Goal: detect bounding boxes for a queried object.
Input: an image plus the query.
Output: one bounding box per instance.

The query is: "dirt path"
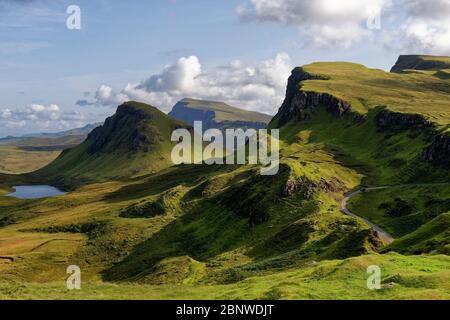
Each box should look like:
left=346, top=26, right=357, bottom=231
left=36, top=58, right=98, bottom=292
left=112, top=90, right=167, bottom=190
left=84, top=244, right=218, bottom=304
left=340, top=183, right=450, bottom=244
left=340, top=187, right=394, bottom=244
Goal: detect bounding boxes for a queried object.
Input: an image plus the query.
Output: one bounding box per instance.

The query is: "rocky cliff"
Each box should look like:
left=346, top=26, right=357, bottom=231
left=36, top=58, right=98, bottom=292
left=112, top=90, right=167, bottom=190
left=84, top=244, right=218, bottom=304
left=272, top=64, right=450, bottom=169
left=375, top=110, right=434, bottom=131
left=272, top=68, right=353, bottom=128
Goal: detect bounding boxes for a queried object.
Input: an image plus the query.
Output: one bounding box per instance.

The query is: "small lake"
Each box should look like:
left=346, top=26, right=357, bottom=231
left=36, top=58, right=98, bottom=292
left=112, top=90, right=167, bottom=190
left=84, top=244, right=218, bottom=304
left=5, top=185, right=66, bottom=199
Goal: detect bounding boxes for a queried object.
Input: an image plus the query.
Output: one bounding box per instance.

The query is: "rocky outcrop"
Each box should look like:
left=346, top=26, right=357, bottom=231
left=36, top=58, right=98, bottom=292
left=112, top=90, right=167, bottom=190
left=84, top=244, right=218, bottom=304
left=273, top=68, right=352, bottom=127
left=282, top=176, right=344, bottom=198
left=421, top=135, right=450, bottom=167
left=375, top=110, right=434, bottom=131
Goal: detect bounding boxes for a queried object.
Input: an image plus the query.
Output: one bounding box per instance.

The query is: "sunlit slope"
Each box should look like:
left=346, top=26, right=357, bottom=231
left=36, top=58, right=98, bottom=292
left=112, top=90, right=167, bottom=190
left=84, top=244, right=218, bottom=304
left=34, top=101, right=191, bottom=187
left=298, top=62, right=450, bottom=127
left=1, top=253, right=449, bottom=300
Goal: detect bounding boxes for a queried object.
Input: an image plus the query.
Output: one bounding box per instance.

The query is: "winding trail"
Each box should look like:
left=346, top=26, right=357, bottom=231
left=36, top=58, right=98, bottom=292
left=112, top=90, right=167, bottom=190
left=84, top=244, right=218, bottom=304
left=340, top=187, right=394, bottom=244
left=340, top=183, right=450, bottom=245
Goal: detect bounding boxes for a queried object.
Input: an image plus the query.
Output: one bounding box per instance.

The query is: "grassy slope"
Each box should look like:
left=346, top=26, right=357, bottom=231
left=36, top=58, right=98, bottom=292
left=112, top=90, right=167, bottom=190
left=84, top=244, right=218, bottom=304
left=0, top=62, right=449, bottom=299
left=301, top=62, right=450, bottom=127
left=348, top=185, right=450, bottom=238
left=1, top=253, right=449, bottom=300
left=181, top=98, right=272, bottom=123
left=386, top=213, right=450, bottom=255
left=34, top=102, right=190, bottom=187
left=0, top=145, right=60, bottom=174
left=2, top=101, right=447, bottom=299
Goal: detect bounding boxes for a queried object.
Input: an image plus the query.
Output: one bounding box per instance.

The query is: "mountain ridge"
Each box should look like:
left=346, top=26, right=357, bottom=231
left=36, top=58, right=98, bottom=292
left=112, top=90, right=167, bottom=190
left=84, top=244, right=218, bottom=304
left=169, top=98, right=271, bottom=131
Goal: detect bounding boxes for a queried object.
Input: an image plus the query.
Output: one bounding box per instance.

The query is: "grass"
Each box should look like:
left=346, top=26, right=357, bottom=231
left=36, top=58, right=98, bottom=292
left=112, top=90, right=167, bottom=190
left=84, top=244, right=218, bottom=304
left=300, top=62, right=450, bottom=127
left=1, top=253, right=449, bottom=300
left=33, top=101, right=192, bottom=188
left=0, top=60, right=449, bottom=300
left=347, top=185, right=450, bottom=238
left=0, top=145, right=60, bottom=174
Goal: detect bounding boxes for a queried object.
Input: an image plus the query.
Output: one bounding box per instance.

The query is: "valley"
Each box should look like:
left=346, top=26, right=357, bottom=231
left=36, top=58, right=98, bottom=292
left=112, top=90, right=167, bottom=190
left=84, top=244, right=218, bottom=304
left=0, top=55, right=449, bottom=300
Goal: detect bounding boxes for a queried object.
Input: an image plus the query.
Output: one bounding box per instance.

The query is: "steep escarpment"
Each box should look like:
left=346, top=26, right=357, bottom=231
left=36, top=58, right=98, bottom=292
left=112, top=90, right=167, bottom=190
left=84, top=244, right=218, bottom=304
left=34, top=101, right=191, bottom=187
left=169, top=98, right=271, bottom=131
left=375, top=110, right=434, bottom=131
left=271, top=68, right=342, bottom=127
left=270, top=61, right=450, bottom=171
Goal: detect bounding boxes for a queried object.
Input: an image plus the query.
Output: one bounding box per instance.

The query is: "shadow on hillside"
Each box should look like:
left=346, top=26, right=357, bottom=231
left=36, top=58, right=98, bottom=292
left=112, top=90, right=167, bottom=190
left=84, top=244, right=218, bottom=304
left=102, top=164, right=235, bottom=203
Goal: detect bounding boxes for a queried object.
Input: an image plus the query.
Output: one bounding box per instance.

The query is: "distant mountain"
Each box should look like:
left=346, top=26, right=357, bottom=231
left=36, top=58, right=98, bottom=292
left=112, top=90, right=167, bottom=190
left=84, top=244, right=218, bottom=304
left=390, top=55, right=450, bottom=73
left=0, top=123, right=102, bottom=150
left=168, top=98, right=272, bottom=131
left=36, top=101, right=191, bottom=187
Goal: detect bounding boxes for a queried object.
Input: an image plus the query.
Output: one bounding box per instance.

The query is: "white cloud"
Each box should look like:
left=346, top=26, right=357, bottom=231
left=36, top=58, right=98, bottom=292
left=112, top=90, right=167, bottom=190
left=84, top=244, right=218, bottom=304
left=138, top=56, right=202, bottom=94
left=87, top=53, right=293, bottom=114
left=237, top=0, right=450, bottom=54
left=237, top=0, right=391, bottom=48
left=0, top=103, right=87, bottom=133
left=398, top=0, right=450, bottom=55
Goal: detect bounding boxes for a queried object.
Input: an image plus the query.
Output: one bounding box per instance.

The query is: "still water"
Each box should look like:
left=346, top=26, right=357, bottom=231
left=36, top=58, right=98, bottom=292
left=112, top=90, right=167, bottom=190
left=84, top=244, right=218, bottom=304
left=5, top=185, right=66, bottom=199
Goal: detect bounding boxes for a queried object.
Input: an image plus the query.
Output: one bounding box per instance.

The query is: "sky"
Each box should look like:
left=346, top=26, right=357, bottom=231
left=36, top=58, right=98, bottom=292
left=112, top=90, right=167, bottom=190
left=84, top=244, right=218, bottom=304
left=0, top=0, right=449, bottom=137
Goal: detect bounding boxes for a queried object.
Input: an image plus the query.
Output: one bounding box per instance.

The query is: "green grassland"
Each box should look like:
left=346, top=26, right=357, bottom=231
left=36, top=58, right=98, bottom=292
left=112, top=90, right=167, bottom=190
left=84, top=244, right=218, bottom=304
left=1, top=253, right=449, bottom=300
left=0, top=145, right=61, bottom=174
left=301, top=62, right=450, bottom=127
left=348, top=185, right=450, bottom=238
left=0, top=60, right=449, bottom=300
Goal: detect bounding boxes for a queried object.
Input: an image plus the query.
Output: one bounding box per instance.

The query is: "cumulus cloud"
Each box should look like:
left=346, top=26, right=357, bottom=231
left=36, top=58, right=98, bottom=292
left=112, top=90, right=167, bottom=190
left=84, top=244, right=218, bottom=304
left=0, top=103, right=86, bottom=133
left=398, top=0, right=450, bottom=55
left=237, top=0, right=391, bottom=48
left=237, top=0, right=450, bottom=54
left=85, top=53, right=292, bottom=114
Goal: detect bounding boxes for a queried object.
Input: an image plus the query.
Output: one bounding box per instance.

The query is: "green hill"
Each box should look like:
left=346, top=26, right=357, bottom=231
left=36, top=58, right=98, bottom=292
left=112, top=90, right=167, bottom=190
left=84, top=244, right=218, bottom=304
left=386, top=213, right=450, bottom=255
left=169, top=98, right=272, bottom=130
left=0, top=56, right=449, bottom=300
left=33, top=101, right=191, bottom=188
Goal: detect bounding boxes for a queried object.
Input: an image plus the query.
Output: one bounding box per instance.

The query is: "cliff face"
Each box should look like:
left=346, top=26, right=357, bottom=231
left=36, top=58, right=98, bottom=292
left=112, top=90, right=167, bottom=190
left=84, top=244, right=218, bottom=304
left=272, top=65, right=450, bottom=169
left=273, top=68, right=352, bottom=128
left=375, top=110, right=433, bottom=131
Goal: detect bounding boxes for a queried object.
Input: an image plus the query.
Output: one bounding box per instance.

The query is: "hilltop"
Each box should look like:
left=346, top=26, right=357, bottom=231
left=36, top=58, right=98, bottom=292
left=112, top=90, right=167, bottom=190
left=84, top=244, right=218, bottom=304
left=169, top=98, right=271, bottom=130
left=34, top=101, right=191, bottom=187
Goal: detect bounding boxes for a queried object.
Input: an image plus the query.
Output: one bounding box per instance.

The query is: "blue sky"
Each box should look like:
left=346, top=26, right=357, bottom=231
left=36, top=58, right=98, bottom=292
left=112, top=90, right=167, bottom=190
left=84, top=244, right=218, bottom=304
left=0, top=0, right=449, bottom=137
